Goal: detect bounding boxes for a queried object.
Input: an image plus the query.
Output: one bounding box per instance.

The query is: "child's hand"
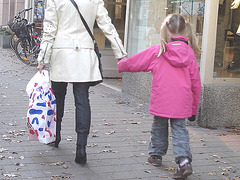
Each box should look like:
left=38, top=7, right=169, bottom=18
left=188, top=115, right=196, bottom=121
left=117, top=59, right=123, bottom=65
left=117, top=57, right=126, bottom=62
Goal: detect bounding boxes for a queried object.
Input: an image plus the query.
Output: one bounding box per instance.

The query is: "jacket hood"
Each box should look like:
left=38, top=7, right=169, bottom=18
left=162, top=36, right=193, bottom=67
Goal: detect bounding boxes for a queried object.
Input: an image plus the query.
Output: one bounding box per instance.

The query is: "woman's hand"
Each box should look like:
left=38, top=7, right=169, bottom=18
left=231, top=0, right=240, bottom=9
left=117, top=56, right=127, bottom=62
left=37, top=63, right=46, bottom=73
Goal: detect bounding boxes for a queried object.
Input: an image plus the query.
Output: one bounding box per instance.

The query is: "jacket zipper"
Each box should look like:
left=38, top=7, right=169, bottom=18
left=114, top=37, right=125, bottom=57
left=42, top=43, right=49, bottom=62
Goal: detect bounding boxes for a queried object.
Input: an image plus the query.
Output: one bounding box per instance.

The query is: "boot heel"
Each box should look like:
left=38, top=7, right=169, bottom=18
left=75, top=145, right=86, bottom=164
left=54, top=131, right=61, bottom=148
left=55, top=140, right=60, bottom=148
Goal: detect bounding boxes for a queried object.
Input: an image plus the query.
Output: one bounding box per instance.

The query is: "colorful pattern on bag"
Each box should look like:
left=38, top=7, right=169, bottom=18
left=26, top=71, right=56, bottom=144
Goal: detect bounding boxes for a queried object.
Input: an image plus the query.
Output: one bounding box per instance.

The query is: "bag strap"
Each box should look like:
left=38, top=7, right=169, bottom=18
left=70, top=0, right=95, bottom=43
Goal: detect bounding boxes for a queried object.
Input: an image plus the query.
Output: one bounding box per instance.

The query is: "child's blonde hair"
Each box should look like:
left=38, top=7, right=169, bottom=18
left=158, top=14, right=201, bottom=56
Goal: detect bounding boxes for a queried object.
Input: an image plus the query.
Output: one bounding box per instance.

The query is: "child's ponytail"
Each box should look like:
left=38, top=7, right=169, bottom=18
left=185, top=22, right=201, bottom=55
left=158, top=24, right=168, bottom=57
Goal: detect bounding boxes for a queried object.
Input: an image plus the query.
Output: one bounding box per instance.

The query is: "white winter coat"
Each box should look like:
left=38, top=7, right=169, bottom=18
left=37, top=0, right=127, bottom=83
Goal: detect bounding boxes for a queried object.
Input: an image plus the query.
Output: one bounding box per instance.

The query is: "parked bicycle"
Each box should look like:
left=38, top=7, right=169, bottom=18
left=8, top=10, right=26, bottom=50
left=7, top=8, right=41, bottom=66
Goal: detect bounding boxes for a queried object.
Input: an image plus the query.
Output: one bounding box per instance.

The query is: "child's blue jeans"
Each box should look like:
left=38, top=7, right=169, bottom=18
left=148, top=116, right=192, bottom=164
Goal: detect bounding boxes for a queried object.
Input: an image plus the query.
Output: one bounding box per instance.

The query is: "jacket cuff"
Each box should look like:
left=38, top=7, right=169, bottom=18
left=109, top=36, right=127, bottom=59
left=37, top=42, right=53, bottom=64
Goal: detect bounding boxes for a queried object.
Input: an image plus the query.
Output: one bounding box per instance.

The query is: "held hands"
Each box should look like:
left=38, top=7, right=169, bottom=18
left=117, top=56, right=127, bottom=63
left=188, top=115, right=196, bottom=121
left=37, top=63, right=46, bottom=73
left=117, top=58, right=123, bottom=63
left=231, top=0, right=240, bottom=9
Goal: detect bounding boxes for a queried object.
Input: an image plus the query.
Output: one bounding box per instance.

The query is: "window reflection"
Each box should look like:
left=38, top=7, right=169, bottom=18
left=214, top=0, right=240, bottom=78
left=94, top=0, right=126, bottom=50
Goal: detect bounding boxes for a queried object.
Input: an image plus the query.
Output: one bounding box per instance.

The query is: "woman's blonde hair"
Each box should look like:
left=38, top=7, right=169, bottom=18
left=158, top=14, right=201, bottom=56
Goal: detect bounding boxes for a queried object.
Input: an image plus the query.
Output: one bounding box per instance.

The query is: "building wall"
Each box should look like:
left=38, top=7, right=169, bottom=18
left=0, top=0, right=10, bottom=27
left=122, top=72, right=151, bottom=102
left=15, top=0, right=25, bottom=14
left=198, top=84, right=240, bottom=128
left=0, top=0, right=25, bottom=28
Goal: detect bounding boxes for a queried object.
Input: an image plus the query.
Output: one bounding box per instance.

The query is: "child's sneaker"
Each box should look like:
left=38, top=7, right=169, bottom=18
left=172, top=163, right=192, bottom=179
left=148, top=155, right=162, bottom=166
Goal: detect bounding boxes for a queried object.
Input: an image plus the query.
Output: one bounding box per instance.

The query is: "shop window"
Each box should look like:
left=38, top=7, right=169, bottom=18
left=94, top=0, right=126, bottom=50
left=33, top=0, right=44, bottom=34
left=214, top=0, right=240, bottom=78
left=127, top=0, right=205, bottom=66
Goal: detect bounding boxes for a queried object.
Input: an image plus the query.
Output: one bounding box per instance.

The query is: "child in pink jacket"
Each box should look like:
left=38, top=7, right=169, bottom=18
left=118, top=14, right=201, bottom=179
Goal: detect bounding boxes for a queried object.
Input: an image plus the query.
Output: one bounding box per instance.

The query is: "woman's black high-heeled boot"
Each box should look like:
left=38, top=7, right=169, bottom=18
left=75, top=145, right=86, bottom=164
left=55, top=122, right=61, bottom=148
left=52, top=81, right=67, bottom=148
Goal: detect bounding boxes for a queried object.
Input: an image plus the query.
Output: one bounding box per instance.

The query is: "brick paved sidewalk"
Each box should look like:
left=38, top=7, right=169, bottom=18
left=0, top=48, right=240, bottom=180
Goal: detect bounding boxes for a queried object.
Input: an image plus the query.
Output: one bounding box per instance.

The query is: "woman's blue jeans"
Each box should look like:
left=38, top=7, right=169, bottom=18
left=148, top=116, right=192, bottom=164
left=51, top=82, right=91, bottom=146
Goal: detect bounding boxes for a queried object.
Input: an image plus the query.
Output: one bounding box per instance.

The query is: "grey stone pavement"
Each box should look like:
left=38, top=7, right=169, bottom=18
left=0, top=47, right=240, bottom=180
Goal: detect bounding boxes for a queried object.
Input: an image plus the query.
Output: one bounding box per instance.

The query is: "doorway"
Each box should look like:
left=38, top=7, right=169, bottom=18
left=94, top=0, right=127, bottom=78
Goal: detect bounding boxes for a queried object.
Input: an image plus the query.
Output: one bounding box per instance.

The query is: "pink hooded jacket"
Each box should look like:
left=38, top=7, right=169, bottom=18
left=118, top=36, right=201, bottom=119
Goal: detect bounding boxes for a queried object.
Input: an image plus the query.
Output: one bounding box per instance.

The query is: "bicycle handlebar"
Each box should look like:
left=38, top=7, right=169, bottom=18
left=15, top=7, right=33, bottom=19
left=25, top=8, right=33, bottom=12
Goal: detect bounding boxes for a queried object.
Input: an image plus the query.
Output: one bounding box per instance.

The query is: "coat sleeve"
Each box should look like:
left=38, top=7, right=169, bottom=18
left=96, top=0, right=127, bottom=59
left=118, top=46, right=159, bottom=73
left=189, top=57, right=201, bottom=115
left=37, top=0, right=58, bottom=65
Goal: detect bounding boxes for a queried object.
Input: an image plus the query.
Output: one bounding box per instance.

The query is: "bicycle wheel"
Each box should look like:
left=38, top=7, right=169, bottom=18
left=9, top=34, right=18, bottom=51
left=14, top=38, right=38, bottom=66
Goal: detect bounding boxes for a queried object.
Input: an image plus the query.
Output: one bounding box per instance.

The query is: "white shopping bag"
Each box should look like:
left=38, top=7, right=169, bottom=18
left=237, top=25, right=240, bottom=36
left=26, top=70, right=56, bottom=144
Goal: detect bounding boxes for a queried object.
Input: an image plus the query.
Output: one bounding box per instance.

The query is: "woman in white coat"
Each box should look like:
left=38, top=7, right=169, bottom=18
left=37, top=0, right=127, bottom=164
